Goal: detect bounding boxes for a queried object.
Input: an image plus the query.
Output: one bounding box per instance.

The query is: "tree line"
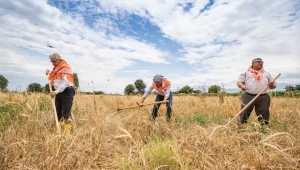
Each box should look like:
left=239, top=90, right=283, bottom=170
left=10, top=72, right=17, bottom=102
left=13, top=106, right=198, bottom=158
left=285, top=85, right=300, bottom=92
left=0, top=74, right=79, bottom=93
left=1, top=74, right=300, bottom=96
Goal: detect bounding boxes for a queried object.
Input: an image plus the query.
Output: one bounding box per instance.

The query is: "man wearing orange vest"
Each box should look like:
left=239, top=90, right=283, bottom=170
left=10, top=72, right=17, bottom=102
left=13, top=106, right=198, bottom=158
left=46, top=53, right=75, bottom=125
left=139, top=74, right=172, bottom=121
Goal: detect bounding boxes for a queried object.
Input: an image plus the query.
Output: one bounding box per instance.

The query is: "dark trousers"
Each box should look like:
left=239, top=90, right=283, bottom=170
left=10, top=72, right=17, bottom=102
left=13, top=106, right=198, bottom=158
left=55, top=86, right=75, bottom=121
left=152, top=92, right=173, bottom=119
left=239, top=92, right=270, bottom=125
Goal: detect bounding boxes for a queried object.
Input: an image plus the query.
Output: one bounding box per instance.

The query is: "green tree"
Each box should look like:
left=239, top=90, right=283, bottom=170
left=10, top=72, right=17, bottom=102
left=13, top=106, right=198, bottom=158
left=0, top=74, right=9, bottom=91
left=208, top=85, right=220, bottom=93
left=27, top=83, right=42, bottom=92
left=295, top=85, right=300, bottom=92
left=94, top=91, right=104, bottom=95
left=44, top=83, right=55, bottom=93
left=44, top=83, right=50, bottom=93
left=134, top=79, right=146, bottom=94
left=73, top=73, right=79, bottom=88
left=124, top=84, right=135, bottom=95
left=179, top=85, right=193, bottom=94
left=285, top=85, right=295, bottom=91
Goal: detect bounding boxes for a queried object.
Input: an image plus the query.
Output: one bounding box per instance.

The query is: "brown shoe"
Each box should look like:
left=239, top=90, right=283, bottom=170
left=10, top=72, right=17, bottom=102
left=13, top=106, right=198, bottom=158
left=166, top=115, right=171, bottom=122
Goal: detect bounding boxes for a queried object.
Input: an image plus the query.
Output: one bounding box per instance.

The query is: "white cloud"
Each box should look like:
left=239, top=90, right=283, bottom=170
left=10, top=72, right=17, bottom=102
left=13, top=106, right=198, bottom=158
left=0, top=0, right=171, bottom=92
left=0, top=0, right=299, bottom=93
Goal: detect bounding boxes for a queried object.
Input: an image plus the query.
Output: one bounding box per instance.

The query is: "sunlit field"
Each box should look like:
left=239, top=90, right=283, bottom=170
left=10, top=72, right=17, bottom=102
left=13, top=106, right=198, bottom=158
left=1, top=92, right=299, bottom=169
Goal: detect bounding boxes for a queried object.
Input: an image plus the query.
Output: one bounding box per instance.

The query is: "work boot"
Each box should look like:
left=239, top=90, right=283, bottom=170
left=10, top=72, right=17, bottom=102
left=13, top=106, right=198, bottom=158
left=152, top=112, right=157, bottom=121
left=152, top=116, right=156, bottom=121
left=64, top=118, right=72, bottom=124
left=63, top=121, right=72, bottom=137
left=166, top=114, right=171, bottom=122
left=59, top=121, right=64, bottom=128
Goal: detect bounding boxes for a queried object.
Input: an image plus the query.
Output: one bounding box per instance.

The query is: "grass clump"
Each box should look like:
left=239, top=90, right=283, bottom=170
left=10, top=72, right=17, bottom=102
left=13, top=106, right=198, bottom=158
left=174, top=115, right=192, bottom=127
left=0, top=102, right=24, bottom=130
left=175, top=112, right=227, bottom=127
left=144, top=138, right=183, bottom=170
left=38, top=95, right=52, bottom=111
left=115, top=153, right=139, bottom=170
left=271, top=119, right=287, bottom=131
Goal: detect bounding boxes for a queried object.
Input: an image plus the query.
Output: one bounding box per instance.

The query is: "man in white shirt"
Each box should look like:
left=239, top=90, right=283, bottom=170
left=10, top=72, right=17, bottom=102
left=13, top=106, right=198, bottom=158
left=237, top=58, right=276, bottom=125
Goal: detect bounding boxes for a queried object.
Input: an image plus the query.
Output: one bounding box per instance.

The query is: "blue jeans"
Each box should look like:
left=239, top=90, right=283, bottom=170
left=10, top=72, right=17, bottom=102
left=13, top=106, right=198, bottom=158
left=152, top=92, right=172, bottom=119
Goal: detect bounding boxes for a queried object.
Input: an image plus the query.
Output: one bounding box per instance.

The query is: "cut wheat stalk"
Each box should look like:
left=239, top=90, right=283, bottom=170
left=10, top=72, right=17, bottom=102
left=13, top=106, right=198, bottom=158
left=259, top=132, right=295, bottom=143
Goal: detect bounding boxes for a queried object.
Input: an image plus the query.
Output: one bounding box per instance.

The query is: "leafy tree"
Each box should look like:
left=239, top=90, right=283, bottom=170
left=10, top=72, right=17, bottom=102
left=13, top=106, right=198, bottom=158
left=94, top=91, right=104, bottom=95
left=134, top=79, right=146, bottom=94
left=285, top=85, right=295, bottom=91
left=27, top=83, right=42, bottom=92
left=179, top=85, right=193, bottom=94
left=44, top=83, right=55, bottom=93
left=124, top=84, right=135, bottom=95
left=294, top=85, right=300, bottom=92
left=44, top=83, right=50, bottom=93
left=73, top=73, right=79, bottom=88
left=208, top=85, right=220, bottom=93
left=0, top=74, right=9, bottom=91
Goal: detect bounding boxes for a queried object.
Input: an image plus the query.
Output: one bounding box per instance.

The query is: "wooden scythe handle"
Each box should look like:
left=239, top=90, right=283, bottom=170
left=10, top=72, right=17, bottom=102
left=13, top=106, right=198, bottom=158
left=47, top=75, right=61, bottom=133
left=117, top=100, right=169, bottom=111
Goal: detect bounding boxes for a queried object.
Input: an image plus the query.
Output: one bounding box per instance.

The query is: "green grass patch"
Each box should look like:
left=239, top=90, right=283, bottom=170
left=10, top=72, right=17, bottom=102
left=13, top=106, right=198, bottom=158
left=0, top=102, right=24, bottom=130
left=271, top=119, right=287, bottom=131
left=114, top=153, right=139, bottom=170
left=174, top=115, right=192, bottom=127
left=175, top=112, right=227, bottom=127
left=114, top=138, right=185, bottom=170
left=144, top=138, right=182, bottom=169
left=38, top=95, right=52, bottom=111
left=193, top=113, right=209, bottom=124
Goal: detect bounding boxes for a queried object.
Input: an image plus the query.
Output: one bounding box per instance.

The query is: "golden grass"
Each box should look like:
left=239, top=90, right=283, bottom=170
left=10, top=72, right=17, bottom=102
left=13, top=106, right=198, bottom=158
left=0, top=92, right=300, bottom=169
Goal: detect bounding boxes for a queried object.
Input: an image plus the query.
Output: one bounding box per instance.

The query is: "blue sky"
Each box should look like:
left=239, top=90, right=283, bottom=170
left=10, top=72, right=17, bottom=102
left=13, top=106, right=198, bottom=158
left=0, top=0, right=299, bottom=94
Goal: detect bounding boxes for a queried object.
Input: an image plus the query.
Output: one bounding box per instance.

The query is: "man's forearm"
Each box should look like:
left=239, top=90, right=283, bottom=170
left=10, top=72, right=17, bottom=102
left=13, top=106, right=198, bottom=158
left=237, top=82, right=245, bottom=88
left=140, top=97, right=146, bottom=103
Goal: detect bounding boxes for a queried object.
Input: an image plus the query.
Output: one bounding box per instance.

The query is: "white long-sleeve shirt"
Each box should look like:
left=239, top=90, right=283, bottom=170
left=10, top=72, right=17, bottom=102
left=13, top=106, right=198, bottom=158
left=54, top=74, right=74, bottom=94
left=143, top=84, right=171, bottom=98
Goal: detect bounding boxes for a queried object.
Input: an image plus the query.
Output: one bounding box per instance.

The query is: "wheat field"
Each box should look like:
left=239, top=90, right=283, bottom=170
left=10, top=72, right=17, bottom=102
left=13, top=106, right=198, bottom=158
left=0, top=92, right=299, bottom=169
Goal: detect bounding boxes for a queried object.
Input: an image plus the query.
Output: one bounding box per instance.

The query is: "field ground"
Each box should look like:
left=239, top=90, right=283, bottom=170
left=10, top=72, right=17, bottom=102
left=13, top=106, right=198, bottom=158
left=0, top=92, right=300, bottom=169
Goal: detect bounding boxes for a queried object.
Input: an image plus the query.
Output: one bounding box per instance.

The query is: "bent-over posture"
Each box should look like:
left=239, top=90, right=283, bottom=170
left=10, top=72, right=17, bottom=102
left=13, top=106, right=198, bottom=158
left=140, top=74, right=172, bottom=121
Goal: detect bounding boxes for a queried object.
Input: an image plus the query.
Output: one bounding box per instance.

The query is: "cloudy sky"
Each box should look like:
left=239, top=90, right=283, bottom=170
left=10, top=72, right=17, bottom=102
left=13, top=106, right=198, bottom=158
left=0, top=0, right=299, bottom=94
